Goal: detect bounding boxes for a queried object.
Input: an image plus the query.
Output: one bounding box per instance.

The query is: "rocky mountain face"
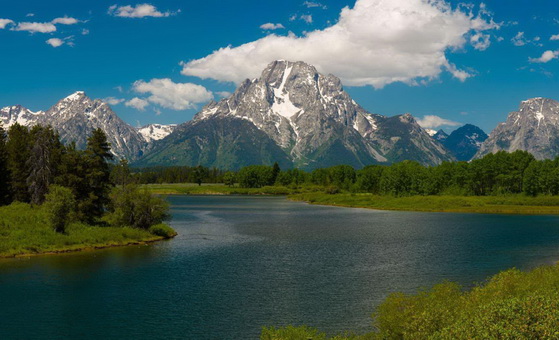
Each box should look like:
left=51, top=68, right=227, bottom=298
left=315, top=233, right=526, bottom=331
left=140, top=60, right=454, bottom=170
left=475, top=98, right=559, bottom=160
left=442, top=124, right=487, bottom=161
left=0, top=105, right=45, bottom=127
left=0, top=92, right=174, bottom=161
left=137, top=124, right=176, bottom=143
left=433, top=130, right=449, bottom=143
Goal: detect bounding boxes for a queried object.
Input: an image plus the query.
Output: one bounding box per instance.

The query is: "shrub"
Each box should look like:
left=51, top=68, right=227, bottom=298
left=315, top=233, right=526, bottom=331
left=43, top=185, right=76, bottom=233
left=260, top=325, right=326, bottom=340
left=148, top=223, right=177, bottom=238
left=105, top=184, right=170, bottom=229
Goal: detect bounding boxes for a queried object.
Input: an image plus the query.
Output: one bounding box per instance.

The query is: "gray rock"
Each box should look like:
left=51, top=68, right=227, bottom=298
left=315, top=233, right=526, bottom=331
left=475, top=98, right=559, bottom=160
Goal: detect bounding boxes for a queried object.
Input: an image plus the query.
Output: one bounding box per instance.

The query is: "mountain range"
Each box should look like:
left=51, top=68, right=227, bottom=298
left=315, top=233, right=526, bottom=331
left=4, top=60, right=558, bottom=169
left=137, top=61, right=455, bottom=169
left=475, top=97, right=559, bottom=160
left=0, top=92, right=175, bottom=161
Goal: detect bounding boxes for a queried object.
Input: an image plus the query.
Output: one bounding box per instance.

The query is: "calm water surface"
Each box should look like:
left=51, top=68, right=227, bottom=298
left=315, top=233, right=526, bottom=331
left=2, top=195, right=559, bottom=339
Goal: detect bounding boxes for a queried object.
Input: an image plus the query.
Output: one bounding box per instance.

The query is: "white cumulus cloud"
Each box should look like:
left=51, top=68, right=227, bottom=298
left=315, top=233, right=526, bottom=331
left=108, top=4, right=176, bottom=18
left=180, top=0, right=499, bottom=88
left=303, top=1, right=327, bottom=10
left=132, top=78, right=213, bottom=110
left=46, top=38, right=64, bottom=47
left=52, top=16, right=80, bottom=25
left=550, top=34, right=559, bottom=41
left=260, top=23, right=285, bottom=30
left=103, top=97, right=125, bottom=105
left=126, top=97, right=150, bottom=111
left=416, top=115, right=461, bottom=129
left=470, top=32, right=491, bottom=51
left=529, top=50, right=559, bottom=63
left=512, top=32, right=528, bottom=46
left=300, top=14, right=313, bottom=24
left=0, top=19, right=14, bottom=29
left=13, top=22, right=56, bottom=33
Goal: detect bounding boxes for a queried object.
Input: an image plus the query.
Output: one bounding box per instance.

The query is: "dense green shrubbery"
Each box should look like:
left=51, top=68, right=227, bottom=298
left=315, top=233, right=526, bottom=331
left=43, top=185, right=76, bottom=233
left=148, top=224, right=177, bottom=238
left=104, top=184, right=170, bottom=230
left=0, top=203, right=161, bottom=257
left=263, top=265, right=559, bottom=339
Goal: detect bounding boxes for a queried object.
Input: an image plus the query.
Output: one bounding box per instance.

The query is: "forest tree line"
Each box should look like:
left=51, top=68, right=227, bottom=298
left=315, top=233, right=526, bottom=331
left=0, top=123, right=168, bottom=233
left=133, top=150, right=559, bottom=197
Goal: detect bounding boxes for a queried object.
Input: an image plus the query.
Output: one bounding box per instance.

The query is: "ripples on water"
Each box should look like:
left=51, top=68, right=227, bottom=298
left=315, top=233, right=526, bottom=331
left=1, top=195, right=559, bottom=339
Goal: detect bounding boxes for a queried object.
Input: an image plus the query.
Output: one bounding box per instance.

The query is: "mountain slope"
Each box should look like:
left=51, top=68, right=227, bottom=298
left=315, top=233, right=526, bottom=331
left=443, top=124, right=487, bottom=161
left=0, top=92, right=148, bottom=160
left=136, top=117, right=293, bottom=170
left=476, top=98, right=559, bottom=160
left=147, top=60, right=454, bottom=169
left=44, top=92, right=147, bottom=160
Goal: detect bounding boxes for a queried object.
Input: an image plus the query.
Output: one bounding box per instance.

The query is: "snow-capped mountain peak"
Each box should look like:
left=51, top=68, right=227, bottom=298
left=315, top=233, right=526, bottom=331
left=138, top=124, right=177, bottom=142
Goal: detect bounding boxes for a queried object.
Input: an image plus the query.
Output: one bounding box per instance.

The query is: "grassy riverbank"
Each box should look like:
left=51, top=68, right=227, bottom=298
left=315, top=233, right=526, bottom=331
left=262, top=264, right=559, bottom=339
left=144, top=183, right=559, bottom=215
left=290, top=193, right=559, bottom=215
left=0, top=202, right=176, bottom=258
left=143, top=183, right=302, bottom=195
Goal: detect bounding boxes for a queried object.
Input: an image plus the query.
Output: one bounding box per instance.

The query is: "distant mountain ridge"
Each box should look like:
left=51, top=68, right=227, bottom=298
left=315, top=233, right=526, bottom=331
left=138, top=60, right=455, bottom=170
left=476, top=98, right=559, bottom=160
left=0, top=92, right=175, bottom=160
left=439, top=124, right=488, bottom=161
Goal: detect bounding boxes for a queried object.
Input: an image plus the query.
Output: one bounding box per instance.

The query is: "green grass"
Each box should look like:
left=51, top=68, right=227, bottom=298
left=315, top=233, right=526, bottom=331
left=289, top=193, right=559, bottom=215
left=262, top=264, right=559, bottom=339
left=0, top=202, right=175, bottom=258
left=142, top=183, right=313, bottom=195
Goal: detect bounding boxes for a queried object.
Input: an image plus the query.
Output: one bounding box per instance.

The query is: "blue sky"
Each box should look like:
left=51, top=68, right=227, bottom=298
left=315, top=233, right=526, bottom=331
left=1, top=0, right=559, bottom=134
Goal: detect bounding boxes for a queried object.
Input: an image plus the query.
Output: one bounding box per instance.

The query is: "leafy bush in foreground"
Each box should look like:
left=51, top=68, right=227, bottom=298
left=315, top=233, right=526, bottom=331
left=43, top=185, right=76, bottom=233
left=263, top=265, right=559, bottom=339
left=149, top=224, right=177, bottom=238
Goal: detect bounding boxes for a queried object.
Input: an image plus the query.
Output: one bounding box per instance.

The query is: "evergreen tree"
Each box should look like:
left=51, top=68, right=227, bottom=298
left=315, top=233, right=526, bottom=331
left=27, top=126, right=61, bottom=205
left=110, top=159, right=132, bottom=186
left=83, top=128, right=114, bottom=221
left=6, top=123, right=31, bottom=202
left=272, top=162, right=281, bottom=184
left=0, top=124, right=11, bottom=205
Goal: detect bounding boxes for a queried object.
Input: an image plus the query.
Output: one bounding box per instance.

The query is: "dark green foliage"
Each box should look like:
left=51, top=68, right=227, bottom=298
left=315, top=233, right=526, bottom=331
left=148, top=223, right=177, bottom=238
left=137, top=150, right=559, bottom=197
left=355, top=165, right=384, bottom=194
left=6, top=123, right=32, bottom=202
left=223, top=171, right=237, bottom=187
left=43, top=185, right=76, bottom=233
left=192, top=165, right=207, bottom=186
left=0, top=124, right=10, bottom=205
left=104, top=184, right=170, bottom=229
left=261, top=325, right=326, bottom=340
left=238, top=165, right=276, bottom=188
left=134, top=165, right=226, bottom=184
left=27, top=126, right=63, bottom=205
left=82, top=128, right=114, bottom=221
left=373, top=266, right=559, bottom=339
left=264, top=265, right=559, bottom=339
left=110, top=159, right=133, bottom=186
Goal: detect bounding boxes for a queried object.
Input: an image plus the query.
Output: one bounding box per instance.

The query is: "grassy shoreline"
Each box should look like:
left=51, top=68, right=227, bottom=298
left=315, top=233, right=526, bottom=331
left=289, top=193, right=559, bottom=215
left=144, top=183, right=559, bottom=215
left=0, top=202, right=177, bottom=259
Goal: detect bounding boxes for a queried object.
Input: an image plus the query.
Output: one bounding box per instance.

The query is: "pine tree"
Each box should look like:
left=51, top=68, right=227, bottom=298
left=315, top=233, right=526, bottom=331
left=27, top=126, right=60, bottom=205
left=6, top=123, right=31, bottom=202
left=82, top=128, right=114, bottom=221
left=0, top=124, right=11, bottom=205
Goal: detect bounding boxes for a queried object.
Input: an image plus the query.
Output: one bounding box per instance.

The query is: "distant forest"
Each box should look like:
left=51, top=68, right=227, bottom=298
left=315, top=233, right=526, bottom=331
left=2, top=122, right=558, bottom=199
left=133, top=150, right=559, bottom=197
